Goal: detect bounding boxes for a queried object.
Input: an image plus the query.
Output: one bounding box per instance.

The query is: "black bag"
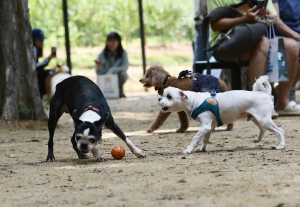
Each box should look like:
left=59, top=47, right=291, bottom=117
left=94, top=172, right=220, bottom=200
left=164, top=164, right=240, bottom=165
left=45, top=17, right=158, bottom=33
left=202, top=6, right=267, bottom=70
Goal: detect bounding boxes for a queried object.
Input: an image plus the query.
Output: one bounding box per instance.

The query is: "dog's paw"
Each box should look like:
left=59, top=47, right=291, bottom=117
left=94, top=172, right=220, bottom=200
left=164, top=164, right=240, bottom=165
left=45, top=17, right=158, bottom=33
left=199, top=147, right=206, bottom=152
left=95, top=156, right=107, bottom=162
left=252, top=137, right=261, bottom=143
left=133, top=150, right=146, bottom=158
left=176, top=128, right=186, bottom=133
left=183, top=149, right=192, bottom=154
left=146, top=128, right=154, bottom=133
left=227, top=123, right=234, bottom=130
left=78, top=153, right=89, bottom=159
left=46, top=153, right=55, bottom=162
left=46, top=156, right=55, bottom=162
left=276, top=145, right=285, bottom=150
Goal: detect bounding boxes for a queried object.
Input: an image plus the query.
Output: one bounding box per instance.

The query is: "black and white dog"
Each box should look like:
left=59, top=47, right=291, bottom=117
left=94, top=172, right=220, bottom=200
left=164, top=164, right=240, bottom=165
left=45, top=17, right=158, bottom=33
left=46, top=76, right=146, bottom=162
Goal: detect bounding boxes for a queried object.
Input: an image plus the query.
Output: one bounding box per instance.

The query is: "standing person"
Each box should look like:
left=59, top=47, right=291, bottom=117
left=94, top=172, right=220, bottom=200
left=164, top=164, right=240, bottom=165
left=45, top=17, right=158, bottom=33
left=272, top=0, right=300, bottom=103
left=193, top=0, right=207, bottom=72
left=206, top=0, right=300, bottom=115
left=32, top=28, right=56, bottom=98
left=95, top=32, right=129, bottom=98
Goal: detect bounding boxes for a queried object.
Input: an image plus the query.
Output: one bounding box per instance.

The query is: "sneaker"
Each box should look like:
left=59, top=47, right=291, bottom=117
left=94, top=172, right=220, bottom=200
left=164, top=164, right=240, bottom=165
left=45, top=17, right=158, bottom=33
left=272, top=110, right=279, bottom=119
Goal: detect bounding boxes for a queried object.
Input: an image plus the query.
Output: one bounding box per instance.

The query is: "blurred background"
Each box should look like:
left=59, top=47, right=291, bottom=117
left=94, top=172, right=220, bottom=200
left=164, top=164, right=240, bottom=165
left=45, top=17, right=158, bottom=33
left=28, top=0, right=194, bottom=92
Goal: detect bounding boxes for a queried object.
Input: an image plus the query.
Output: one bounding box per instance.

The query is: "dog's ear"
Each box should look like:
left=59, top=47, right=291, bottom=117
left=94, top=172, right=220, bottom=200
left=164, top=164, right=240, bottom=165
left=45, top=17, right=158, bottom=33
left=94, top=112, right=110, bottom=129
left=179, top=91, right=188, bottom=100
left=73, top=114, right=83, bottom=126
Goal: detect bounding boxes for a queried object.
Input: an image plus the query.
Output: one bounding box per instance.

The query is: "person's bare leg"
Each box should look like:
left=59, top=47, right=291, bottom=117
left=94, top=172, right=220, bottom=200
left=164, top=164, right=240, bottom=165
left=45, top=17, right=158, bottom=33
left=292, top=62, right=300, bottom=87
left=275, top=38, right=298, bottom=111
left=240, top=37, right=269, bottom=85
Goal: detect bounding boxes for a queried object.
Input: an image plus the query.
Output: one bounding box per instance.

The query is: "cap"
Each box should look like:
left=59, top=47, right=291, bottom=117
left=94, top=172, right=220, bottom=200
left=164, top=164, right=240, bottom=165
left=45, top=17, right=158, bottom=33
left=32, top=28, right=46, bottom=41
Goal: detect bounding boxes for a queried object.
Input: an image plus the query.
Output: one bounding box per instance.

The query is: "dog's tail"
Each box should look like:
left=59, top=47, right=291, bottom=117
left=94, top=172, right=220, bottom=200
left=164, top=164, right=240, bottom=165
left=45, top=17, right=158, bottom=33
left=252, top=75, right=272, bottom=95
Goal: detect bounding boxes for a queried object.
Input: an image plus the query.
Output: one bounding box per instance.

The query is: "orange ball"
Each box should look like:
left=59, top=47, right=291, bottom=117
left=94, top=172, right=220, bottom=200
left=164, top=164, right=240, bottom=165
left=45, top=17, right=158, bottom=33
left=111, top=146, right=125, bottom=160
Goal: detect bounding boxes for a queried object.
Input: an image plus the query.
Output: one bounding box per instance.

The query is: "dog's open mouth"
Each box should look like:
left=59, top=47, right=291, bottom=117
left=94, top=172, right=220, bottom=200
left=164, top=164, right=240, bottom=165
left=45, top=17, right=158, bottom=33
left=80, top=150, right=89, bottom=153
left=161, top=107, right=169, bottom=111
left=143, top=84, right=152, bottom=88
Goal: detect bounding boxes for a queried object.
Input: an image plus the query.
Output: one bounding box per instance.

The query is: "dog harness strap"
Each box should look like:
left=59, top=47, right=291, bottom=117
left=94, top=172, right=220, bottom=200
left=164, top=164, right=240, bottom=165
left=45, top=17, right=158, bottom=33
left=191, top=91, right=223, bottom=126
left=83, top=105, right=100, bottom=113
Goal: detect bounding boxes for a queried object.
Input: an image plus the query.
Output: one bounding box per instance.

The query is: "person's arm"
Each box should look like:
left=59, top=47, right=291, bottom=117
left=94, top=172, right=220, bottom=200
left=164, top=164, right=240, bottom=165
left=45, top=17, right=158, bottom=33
left=211, top=6, right=260, bottom=32
left=95, top=52, right=106, bottom=73
left=36, top=58, right=50, bottom=70
left=273, top=2, right=300, bottom=41
left=109, top=51, right=129, bottom=73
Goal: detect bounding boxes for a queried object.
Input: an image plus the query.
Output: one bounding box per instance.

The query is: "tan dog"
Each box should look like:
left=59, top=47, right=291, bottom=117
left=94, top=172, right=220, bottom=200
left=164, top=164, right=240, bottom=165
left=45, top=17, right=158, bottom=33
left=45, top=65, right=71, bottom=100
left=139, top=65, right=231, bottom=133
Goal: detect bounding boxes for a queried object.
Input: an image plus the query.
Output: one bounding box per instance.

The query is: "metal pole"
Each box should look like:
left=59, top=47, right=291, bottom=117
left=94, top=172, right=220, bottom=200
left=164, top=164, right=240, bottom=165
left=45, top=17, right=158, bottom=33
left=62, top=0, right=72, bottom=73
left=138, top=0, right=146, bottom=74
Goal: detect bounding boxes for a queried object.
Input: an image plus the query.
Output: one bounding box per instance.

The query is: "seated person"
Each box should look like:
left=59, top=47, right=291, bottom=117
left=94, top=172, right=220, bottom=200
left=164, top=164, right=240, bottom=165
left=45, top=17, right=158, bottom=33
left=207, top=0, right=300, bottom=116
left=32, top=28, right=56, bottom=98
left=95, top=32, right=128, bottom=98
left=272, top=0, right=300, bottom=103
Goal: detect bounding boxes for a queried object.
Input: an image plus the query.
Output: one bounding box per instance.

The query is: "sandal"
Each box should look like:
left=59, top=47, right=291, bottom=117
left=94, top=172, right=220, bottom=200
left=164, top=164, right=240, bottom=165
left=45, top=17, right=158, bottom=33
left=277, top=101, right=300, bottom=116
left=272, top=110, right=279, bottom=119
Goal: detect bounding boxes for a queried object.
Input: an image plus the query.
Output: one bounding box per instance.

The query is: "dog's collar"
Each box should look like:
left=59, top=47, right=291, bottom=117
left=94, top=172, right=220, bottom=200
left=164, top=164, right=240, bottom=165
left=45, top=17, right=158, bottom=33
left=157, top=74, right=171, bottom=94
left=163, top=74, right=171, bottom=85
left=83, top=105, right=100, bottom=113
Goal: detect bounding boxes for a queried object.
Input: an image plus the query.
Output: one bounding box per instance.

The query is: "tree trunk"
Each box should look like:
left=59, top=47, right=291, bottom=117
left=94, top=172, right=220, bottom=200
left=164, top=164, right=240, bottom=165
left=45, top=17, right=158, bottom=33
left=0, top=0, right=47, bottom=120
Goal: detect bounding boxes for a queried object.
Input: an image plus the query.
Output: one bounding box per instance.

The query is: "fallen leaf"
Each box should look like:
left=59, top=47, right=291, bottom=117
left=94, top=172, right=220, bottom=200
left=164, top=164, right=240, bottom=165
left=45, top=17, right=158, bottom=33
left=178, top=179, right=186, bottom=183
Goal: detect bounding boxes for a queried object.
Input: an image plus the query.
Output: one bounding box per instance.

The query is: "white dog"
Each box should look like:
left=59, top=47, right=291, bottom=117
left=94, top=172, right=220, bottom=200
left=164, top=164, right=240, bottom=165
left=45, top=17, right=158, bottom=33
left=158, top=75, right=285, bottom=154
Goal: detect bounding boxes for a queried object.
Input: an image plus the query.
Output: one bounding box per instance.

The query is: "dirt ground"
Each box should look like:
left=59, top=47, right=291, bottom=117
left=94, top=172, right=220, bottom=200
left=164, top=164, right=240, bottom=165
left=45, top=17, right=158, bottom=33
left=0, top=91, right=300, bottom=207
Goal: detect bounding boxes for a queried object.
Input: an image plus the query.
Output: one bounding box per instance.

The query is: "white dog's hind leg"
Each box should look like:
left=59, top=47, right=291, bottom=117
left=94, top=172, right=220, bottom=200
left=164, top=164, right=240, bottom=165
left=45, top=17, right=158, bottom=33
left=262, top=120, right=285, bottom=150
left=183, top=125, right=211, bottom=154
left=200, top=131, right=211, bottom=152
left=251, top=118, right=266, bottom=143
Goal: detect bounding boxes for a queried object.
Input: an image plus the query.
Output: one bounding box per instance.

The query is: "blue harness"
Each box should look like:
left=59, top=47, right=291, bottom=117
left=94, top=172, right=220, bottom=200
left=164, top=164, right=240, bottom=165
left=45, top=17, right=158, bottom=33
left=190, top=91, right=223, bottom=127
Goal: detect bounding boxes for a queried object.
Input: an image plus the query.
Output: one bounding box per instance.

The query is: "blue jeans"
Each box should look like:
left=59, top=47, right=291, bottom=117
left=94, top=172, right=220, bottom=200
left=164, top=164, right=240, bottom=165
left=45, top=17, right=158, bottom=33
left=193, top=24, right=207, bottom=72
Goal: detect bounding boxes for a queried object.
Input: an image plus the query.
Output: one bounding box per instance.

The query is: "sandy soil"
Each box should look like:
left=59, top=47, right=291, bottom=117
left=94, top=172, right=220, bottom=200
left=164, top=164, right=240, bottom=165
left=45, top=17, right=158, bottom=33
left=0, top=91, right=300, bottom=207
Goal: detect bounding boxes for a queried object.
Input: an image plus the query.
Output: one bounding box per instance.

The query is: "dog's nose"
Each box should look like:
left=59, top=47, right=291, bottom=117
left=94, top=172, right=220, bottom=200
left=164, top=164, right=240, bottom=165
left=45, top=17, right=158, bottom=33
left=80, top=142, right=88, bottom=149
left=158, top=97, right=162, bottom=102
left=139, top=79, right=142, bottom=82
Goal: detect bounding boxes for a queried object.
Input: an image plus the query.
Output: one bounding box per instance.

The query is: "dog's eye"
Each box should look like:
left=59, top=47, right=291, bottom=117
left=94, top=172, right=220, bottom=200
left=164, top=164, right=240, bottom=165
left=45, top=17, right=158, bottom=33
left=167, top=94, right=172, bottom=99
left=75, top=136, right=81, bottom=141
left=89, top=138, right=96, bottom=144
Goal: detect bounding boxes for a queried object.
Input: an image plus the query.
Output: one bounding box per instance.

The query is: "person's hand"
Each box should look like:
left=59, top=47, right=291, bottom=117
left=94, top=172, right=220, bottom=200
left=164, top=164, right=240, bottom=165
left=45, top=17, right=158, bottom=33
left=258, top=7, right=270, bottom=17
left=48, top=53, right=56, bottom=59
left=94, top=60, right=103, bottom=70
left=243, top=6, right=260, bottom=23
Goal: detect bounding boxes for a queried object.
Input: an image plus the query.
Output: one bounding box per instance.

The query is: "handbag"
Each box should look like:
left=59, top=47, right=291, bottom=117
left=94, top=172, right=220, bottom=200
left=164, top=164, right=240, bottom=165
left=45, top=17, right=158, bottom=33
left=202, top=4, right=267, bottom=72
left=266, top=24, right=289, bottom=82
left=97, top=74, right=119, bottom=99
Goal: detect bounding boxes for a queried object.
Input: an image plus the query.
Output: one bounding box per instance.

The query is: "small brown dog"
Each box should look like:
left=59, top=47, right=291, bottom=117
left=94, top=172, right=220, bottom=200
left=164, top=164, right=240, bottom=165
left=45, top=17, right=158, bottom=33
left=139, top=65, right=232, bottom=133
